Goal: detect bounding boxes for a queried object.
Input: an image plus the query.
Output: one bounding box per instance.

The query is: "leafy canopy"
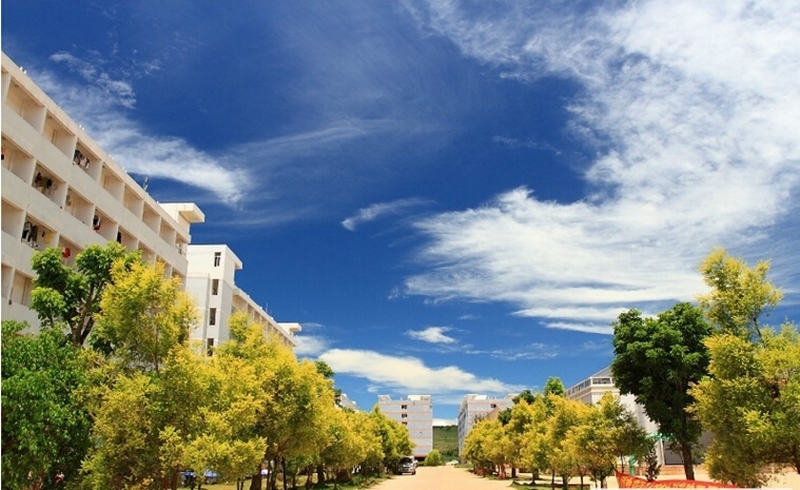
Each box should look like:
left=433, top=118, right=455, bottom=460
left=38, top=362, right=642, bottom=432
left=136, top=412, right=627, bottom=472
left=611, top=302, right=711, bottom=480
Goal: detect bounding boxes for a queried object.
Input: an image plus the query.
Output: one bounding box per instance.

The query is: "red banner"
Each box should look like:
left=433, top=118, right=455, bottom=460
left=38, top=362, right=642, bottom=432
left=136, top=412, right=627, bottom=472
left=615, top=471, right=739, bottom=488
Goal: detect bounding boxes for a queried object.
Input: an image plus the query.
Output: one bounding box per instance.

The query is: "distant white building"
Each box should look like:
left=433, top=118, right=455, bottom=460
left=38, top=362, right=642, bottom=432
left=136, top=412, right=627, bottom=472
left=457, top=394, right=516, bottom=456
left=377, top=394, right=433, bottom=458
left=338, top=393, right=359, bottom=411
left=184, top=244, right=300, bottom=353
left=566, top=366, right=659, bottom=432
left=1, top=52, right=204, bottom=329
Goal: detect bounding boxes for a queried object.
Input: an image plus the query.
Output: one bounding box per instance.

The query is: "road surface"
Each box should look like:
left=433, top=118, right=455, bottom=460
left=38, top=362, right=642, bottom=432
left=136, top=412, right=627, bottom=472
left=373, top=466, right=515, bottom=490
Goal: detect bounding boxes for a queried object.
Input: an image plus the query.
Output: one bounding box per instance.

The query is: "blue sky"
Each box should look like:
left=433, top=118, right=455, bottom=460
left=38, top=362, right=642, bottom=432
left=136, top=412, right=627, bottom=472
left=4, top=1, right=800, bottom=424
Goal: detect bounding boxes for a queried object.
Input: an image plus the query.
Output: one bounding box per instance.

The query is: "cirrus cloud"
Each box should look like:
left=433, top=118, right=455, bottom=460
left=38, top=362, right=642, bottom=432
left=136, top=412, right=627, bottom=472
left=403, top=0, right=800, bottom=332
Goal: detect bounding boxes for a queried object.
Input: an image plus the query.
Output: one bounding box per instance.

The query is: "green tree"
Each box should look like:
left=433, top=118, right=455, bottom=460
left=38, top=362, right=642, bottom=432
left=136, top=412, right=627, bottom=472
left=697, top=248, right=783, bottom=342
left=1, top=321, right=94, bottom=490
left=30, top=243, right=140, bottom=346
left=544, top=377, right=566, bottom=398
left=690, top=326, right=800, bottom=487
left=611, top=303, right=711, bottom=480
left=513, top=389, right=538, bottom=405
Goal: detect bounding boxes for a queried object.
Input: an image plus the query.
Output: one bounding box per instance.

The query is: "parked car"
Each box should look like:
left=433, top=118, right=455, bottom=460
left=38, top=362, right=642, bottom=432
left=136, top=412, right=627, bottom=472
left=395, top=457, right=417, bottom=475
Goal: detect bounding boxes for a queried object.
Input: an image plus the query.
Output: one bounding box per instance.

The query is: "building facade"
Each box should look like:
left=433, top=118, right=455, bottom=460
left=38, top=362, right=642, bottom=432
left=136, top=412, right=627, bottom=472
left=185, top=244, right=299, bottom=353
left=565, top=366, right=685, bottom=466
left=457, top=394, right=516, bottom=457
left=1, top=52, right=204, bottom=328
left=377, top=395, right=433, bottom=459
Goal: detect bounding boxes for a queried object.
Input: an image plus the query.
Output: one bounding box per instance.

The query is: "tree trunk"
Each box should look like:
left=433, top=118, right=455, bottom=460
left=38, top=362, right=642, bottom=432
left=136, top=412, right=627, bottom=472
left=305, top=467, right=313, bottom=490
left=250, top=471, right=262, bottom=490
left=512, top=465, right=517, bottom=479
left=551, top=470, right=556, bottom=488
left=680, top=442, right=695, bottom=480
left=281, top=458, right=287, bottom=490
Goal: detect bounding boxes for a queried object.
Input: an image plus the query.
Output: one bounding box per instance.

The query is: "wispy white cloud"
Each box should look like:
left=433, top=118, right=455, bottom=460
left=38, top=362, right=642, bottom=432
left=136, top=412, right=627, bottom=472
left=32, top=66, right=250, bottom=204
left=50, top=51, right=137, bottom=108
left=342, top=198, right=432, bottom=231
left=293, top=335, right=330, bottom=357
left=403, top=1, right=800, bottom=332
left=433, top=418, right=457, bottom=427
left=545, top=322, right=614, bottom=336
left=466, top=342, right=558, bottom=361
left=406, top=326, right=457, bottom=344
left=319, top=348, right=523, bottom=394
left=492, top=136, right=561, bottom=155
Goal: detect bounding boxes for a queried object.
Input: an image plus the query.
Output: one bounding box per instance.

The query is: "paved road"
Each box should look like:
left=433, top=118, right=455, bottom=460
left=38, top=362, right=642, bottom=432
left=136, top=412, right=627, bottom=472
left=374, top=466, right=514, bottom=490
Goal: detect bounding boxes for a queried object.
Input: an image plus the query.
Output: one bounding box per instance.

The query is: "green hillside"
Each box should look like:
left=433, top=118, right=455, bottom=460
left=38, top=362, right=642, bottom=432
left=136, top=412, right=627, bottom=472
left=432, top=425, right=459, bottom=460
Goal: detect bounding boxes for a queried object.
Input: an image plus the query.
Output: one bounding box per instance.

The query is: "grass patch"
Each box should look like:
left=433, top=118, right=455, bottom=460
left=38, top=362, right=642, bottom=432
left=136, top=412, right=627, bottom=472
left=433, top=425, right=459, bottom=461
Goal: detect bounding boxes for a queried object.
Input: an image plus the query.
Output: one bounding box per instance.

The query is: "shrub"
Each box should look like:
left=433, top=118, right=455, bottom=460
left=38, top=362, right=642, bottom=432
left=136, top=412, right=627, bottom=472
left=423, top=449, right=443, bottom=467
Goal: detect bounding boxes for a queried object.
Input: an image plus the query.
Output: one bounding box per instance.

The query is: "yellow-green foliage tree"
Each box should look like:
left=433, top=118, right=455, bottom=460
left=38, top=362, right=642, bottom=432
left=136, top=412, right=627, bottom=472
left=93, top=260, right=196, bottom=373
left=183, top=336, right=266, bottom=490
left=544, top=396, right=583, bottom=489
left=463, top=418, right=493, bottom=475
left=510, top=395, right=549, bottom=481
left=566, top=400, right=616, bottom=488
left=82, top=261, right=205, bottom=490
left=698, top=247, right=783, bottom=342
left=481, top=419, right=514, bottom=478
left=369, top=407, right=414, bottom=473
left=691, top=327, right=800, bottom=487
left=320, top=408, right=372, bottom=484
left=220, top=312, right=335, bottom=490
left=691, top=248, right=799, bottom=487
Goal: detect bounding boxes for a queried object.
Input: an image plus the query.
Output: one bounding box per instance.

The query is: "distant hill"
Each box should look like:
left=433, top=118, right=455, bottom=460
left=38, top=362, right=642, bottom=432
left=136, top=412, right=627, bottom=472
left=432, top=425, right=459, bottom=460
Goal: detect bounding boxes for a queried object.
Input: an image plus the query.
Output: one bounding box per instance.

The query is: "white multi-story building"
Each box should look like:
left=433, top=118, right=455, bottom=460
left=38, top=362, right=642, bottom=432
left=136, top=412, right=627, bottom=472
left=377, top=394, right=433, bottom=459
left=1, top=52, right=204, bottom=328
left=457, top=394, right=516, bottom=456
left=185, top=244, right=300, bottom=353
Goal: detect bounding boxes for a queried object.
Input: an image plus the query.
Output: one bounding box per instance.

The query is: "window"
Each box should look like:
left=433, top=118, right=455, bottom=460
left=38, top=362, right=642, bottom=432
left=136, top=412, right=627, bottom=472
left=401, top=404, right=408, bottom=410
left=211, top=279, right=219, bottom=296
left=207, top=338, right=215, bottom=356
left=401, top=413, right=408, bottom=419
left=209, top=308, right=217, bottom=326
left=213, top=252, right=221, bottom=267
